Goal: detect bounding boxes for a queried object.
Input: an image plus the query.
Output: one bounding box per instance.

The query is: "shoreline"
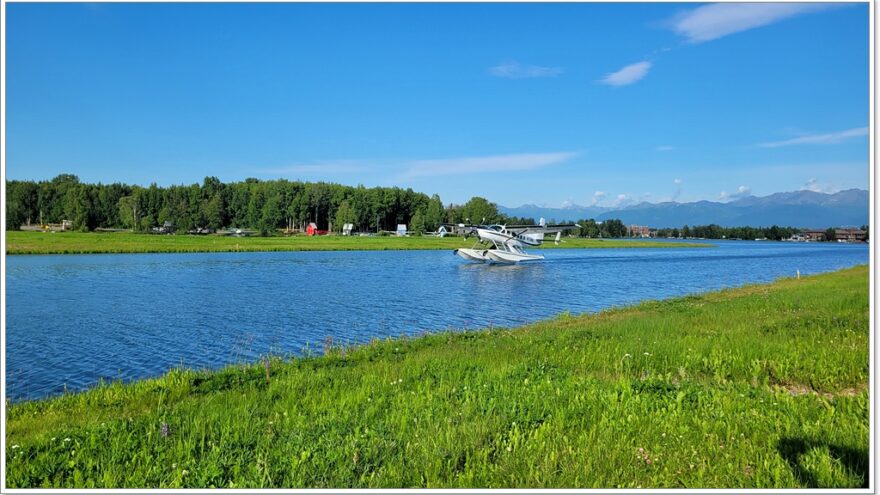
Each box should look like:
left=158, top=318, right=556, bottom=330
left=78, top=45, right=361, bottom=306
left=4, top=231, right=711, bottom=255
left=5, top=265, right=869, bottom=488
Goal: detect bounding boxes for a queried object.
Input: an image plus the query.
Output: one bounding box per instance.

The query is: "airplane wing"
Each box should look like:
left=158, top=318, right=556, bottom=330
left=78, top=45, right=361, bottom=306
left=507, top=224, right=581, bottom=235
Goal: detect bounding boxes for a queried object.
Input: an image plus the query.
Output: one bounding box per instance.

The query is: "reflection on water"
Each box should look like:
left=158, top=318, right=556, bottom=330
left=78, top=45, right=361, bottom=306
left=5, top=240, right=868, bottom=400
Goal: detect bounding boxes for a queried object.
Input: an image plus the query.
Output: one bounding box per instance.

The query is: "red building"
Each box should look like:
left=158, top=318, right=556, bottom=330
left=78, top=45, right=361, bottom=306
left=306, top=223, right=328, bottom=236
left=628, top=225, right=652, bottom=238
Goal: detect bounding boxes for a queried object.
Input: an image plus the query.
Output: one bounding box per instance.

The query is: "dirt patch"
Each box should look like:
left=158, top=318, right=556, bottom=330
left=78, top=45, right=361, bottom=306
left=778, top=383, right=866, bottom=399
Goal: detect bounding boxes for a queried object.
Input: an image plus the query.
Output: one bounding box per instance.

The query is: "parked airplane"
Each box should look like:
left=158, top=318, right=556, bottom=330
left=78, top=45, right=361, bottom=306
left=454, top=221, right=579, bottom=263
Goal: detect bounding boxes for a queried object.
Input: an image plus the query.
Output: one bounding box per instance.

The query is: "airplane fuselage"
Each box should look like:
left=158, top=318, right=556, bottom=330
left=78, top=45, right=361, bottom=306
left=475, top=227, right=543, bottom=250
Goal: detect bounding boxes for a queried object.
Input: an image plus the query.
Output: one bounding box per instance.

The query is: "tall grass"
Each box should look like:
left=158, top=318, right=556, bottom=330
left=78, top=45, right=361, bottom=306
left=5, top=266, right=868, bottom=488
left=5, top=231, right=707, bottom=255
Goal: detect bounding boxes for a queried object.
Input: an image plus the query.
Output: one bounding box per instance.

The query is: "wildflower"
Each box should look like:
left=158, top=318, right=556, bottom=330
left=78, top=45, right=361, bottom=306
left=623, top=353, right=632, bottom=358
left=63, top=438, right=71, bottom=442
left=506, top=446, right=512, bottom=452
left=643, top=352, right=651, bottom=356
left=161, top=423, right=170, bottom=438
left=172, top=463, right=177, bottom=469
left=11, top=444, right=19, bottom=450
left=51, top=437, right=56, bottom=441
left=181, top=470, right=189, bottom=476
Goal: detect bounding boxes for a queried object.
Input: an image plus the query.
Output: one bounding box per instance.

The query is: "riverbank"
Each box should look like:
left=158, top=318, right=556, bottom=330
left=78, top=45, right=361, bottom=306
left=4, top=231, right=708, bottom=254
left=5, top=265, right=868, bottom=488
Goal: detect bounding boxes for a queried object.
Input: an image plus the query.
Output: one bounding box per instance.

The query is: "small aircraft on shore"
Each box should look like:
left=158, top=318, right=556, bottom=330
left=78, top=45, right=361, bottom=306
left=454, top=219, right=580, bottom=264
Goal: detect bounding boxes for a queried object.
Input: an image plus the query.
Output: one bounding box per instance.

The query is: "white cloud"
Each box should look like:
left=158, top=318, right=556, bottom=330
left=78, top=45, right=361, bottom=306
left=720, top=185, right=752, bottom=201
left=590, top=191, right=606, bottom=206
left=656, top=145, right=675, bottom=152
left=611, top=193, right=635, bottom=208
left=599, top=61, right=652, bottom=87
left=803, top=178, right=838, bottom=194
left=490, top=61, right=563, bottom=79
left=400, top=151, right=577, bottom=179
left=757, top=127, right=869, bottom=148
left=258, top=161, right=368, bottom=176
left=669, top=3, right=831, bottom=43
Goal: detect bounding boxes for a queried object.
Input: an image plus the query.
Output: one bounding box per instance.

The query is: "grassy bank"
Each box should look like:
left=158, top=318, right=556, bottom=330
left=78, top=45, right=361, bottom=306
left=4, top=231, right=707, bottom=255
left=5, top=266, right=868, bottom=488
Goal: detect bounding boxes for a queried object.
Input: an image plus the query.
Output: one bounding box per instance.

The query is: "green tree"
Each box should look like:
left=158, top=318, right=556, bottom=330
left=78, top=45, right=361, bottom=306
left=333, top=200, right=357, bottom=233
left=461, top=197, right=500, bottom=225
left=118, top=196, right=140, bottom=230
left=410, top=209, right=427, bottom=234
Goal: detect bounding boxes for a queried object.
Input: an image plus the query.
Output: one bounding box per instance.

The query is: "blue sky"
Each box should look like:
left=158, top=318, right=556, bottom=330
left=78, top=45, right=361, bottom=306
left=6, top=2, right=869, bottom=207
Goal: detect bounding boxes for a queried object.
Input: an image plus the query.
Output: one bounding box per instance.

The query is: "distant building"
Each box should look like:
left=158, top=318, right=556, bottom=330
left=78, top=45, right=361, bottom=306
left=342, top=223, right=354, bottom=236
left=306, top=222, right=329, bottom=236
left=152, top=221, right=175, bottom=234
left=803, top=229, right=826, bottom=242
left=396, top=224, right=408, bottom=236
left=628, top=225, right=651, bottom=238
left=835, top=228, right=866, bottom=243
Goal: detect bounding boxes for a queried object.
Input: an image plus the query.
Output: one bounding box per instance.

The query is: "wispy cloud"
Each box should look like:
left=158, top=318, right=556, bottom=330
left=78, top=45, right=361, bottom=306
left=719, top=185, right=751, bottom=201
left=400, top=151, right=578, bottom=179
left=599, top=61, right=652, bottom=87
left=802, top=178, right=838, bottom=194
left=489, top=61, right=563, bottom=79
left=258, top=161, right=368, bottom=176
left=590, top=191, right=606, bottom=206
left=757, top=127, right=868, bottom=148
left=611, top=193, right=635, bottom=208
left=656, top=145, right=676, bottom=152
left=669, top=3, right=832, bottom=43
left=672, top=178, right=683, bottom=201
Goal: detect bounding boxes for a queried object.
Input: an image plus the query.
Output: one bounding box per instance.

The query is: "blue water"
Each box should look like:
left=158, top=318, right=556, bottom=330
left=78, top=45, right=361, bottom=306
left=5, top=240, right=868, bottom=401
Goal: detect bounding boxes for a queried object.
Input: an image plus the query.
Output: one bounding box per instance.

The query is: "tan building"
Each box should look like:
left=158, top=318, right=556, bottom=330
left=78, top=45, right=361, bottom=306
left=834, top=228, right=867, bottom=242
left=802, top=229, right=826, bottom=242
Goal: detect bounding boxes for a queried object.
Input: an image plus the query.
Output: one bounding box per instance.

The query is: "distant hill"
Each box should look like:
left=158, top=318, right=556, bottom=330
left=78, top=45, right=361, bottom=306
left=499, top=189, right=868, bottom=228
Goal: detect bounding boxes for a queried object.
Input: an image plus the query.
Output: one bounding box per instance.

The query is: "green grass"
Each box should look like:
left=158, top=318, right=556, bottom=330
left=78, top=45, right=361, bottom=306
left=5, top=266, right=868, bottom=488
left=4, top=231, right=707, bottom=255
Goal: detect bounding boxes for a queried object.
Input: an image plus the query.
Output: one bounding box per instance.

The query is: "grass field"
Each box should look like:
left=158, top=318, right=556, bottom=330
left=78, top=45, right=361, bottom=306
left=4, top=265, right=868, bottom=488
left=4, top=231, right=707, bottom=255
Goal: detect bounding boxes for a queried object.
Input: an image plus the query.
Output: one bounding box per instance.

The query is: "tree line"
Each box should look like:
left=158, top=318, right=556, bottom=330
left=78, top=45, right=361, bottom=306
left=5, top=175, right=542, bottom=235
left=654, top=224, right=799, bottom=241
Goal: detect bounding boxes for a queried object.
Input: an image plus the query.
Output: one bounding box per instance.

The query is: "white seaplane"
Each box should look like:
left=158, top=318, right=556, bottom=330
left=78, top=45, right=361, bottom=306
left=454, top=219, right=580, bottom=264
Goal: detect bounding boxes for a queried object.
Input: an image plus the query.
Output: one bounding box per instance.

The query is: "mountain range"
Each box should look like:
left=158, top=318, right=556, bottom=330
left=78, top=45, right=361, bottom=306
left=499, top=189, right=869, bottom=229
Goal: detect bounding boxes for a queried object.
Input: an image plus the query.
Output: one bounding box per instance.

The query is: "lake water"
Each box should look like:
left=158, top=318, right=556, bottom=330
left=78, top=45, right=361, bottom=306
left=5, top=240, right=868, bottom=401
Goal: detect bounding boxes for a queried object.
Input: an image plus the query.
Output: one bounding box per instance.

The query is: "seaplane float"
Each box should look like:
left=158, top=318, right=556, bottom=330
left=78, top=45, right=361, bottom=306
left=454, top=221, right=580, bottom=264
